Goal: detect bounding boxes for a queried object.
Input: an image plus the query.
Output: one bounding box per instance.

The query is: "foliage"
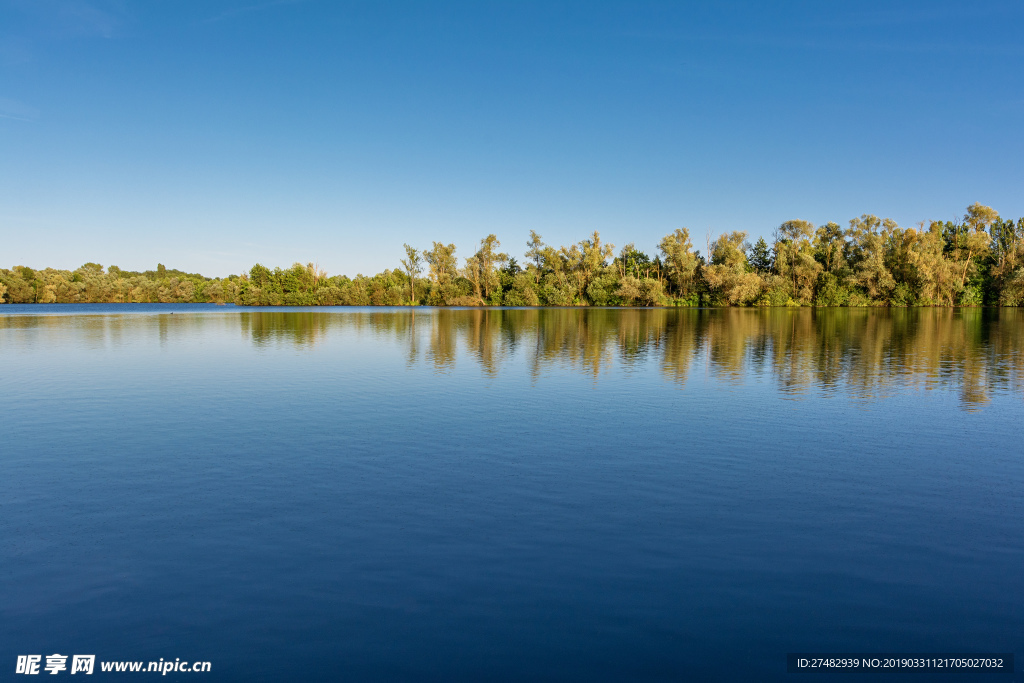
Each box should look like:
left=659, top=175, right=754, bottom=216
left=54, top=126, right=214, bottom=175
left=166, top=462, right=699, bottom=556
left=4, top=204, right=1023, bottom=308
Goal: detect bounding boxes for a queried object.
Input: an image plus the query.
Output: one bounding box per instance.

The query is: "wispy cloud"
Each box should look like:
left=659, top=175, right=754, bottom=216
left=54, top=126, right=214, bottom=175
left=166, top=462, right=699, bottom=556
left=202, top=0, right=308, bottom=25
left=622, top=27, right=1024, bottom=58
left=55, top=0, right=119, bottom=39
left=0, top=97, right=39, bottom=122
left=805, top=4, right=1023, bottom=30
left=6, top=0, right=122, bottom=39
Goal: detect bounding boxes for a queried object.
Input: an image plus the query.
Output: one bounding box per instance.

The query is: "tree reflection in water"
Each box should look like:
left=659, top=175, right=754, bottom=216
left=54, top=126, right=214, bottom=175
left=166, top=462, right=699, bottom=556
left=234, top=307, right=1024, bottom=409
left=3, top=307, right=1019, bottom=409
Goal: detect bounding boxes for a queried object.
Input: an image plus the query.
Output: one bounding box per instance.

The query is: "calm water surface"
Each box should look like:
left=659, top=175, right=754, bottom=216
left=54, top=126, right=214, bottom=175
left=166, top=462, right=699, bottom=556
left=1, top=305, right=1021, bottom=681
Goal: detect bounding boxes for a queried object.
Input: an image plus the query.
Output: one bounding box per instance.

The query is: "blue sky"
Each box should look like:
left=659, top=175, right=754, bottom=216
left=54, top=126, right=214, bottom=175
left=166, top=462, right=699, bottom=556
left=2, top=0, right=1022, bottom=277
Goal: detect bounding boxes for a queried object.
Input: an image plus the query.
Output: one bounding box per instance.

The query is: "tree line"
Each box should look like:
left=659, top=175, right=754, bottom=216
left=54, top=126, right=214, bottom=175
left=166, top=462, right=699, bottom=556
left=3, top=203, right=1023, bottom=307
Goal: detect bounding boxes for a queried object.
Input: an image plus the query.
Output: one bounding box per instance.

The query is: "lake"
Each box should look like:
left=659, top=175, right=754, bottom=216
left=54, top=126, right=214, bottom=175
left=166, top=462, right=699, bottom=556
left=1, top=305, right=1021, bottom=681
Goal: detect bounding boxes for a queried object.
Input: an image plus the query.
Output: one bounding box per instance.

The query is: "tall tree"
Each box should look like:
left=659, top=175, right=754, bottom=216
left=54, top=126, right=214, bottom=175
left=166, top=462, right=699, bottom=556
left=710, top=231, right=749, bottom=269
left=659, top=228, right=699, bottom=297
left=814, top=222, right=846, bottom=274
left=953, top=202, right=998, bottom=289
left=465, top=234, right=508, bottom=302
left=525, top=230, right=546, bottom=281
left=424, top=242, right=457, bottom=285
left=423, top=242, right=459, bottom=305
left=703, top=231, right=761, bottom=304
left=748, top=237, right=772, bottom=274
left=616, top=243, right=652, bottom=279
left=570, top=231, right=613, bottom=297
left=846, top=215, right=895, bottom=301
left=400, top=244, right=422, bottom=305
left=774, top=220, right=822, bottom=303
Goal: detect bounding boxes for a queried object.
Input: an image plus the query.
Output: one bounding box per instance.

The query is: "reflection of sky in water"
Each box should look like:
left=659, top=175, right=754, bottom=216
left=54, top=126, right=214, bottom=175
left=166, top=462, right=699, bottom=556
left=2, top=305, right=1020, bottom=410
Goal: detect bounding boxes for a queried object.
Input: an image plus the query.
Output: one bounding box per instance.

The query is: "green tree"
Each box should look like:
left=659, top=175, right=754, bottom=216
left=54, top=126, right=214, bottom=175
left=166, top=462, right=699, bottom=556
left=525, top=230, right=546, bottom=282
left=400, top=244, right=422, bottom=305
left=703, top=232, right=762, bottom=305
left=560, top=231, right=613, bottom=303
left=748, top=237, right=772, bottom=274
left=464, top=234, right=508, bottom=303
left=424, top=242, right=459, bottom=305
left=845, top=215, right=894, bottom=302
left=659, top=228, right=699, bottom=299
left=953, top=202, right=997, bottom=291
left=814, top=222, right=846, bottom=274
left=616, top=243, right=653, bottom=279
left=989, top=217, right=1024, bottom=304
left=774, top=220, right=822, bottom=304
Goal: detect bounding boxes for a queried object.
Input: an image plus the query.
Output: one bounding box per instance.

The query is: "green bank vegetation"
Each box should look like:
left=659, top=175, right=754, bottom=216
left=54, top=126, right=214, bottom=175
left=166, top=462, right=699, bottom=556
left=4, top=203, right=1024, bottom=307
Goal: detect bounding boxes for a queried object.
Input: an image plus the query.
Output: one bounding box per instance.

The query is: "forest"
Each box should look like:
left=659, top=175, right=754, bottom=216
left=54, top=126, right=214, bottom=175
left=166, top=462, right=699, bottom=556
left=3, top=203, right=1024, bottom=307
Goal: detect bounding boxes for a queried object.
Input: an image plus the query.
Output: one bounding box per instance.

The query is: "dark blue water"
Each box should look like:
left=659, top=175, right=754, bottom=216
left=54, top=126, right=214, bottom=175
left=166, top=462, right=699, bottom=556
left=2, top=305, right=1021, bottom=681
